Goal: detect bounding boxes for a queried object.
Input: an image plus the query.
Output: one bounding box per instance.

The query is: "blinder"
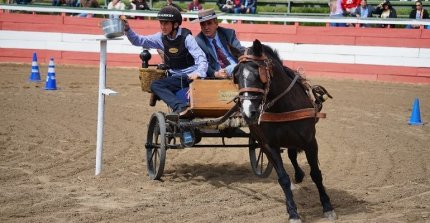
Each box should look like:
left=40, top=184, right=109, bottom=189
left=236, top=48, right=273, bottom=94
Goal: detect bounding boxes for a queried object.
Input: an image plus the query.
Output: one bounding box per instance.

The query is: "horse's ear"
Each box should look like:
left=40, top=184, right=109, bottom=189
left=252, top=39, right=263, bottom=57
left=228, top=44, right=242, bottom=60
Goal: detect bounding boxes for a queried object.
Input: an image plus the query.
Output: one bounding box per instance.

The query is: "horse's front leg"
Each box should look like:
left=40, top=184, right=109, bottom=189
left=265, top=145, right=301, bottom=222
left=287, top=148, right=305, bottom=183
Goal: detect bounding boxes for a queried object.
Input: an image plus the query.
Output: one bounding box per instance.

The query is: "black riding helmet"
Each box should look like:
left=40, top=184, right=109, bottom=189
left=157, top=6, right=182, bottom=26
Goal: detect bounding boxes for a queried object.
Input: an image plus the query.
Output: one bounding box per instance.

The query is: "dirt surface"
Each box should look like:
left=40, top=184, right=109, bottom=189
left=1, top=63, right=429, bottom=223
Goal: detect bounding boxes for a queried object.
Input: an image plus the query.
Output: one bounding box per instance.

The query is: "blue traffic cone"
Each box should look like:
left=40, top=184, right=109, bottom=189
left=45, top=58, right=57, bottom=90
left=29, top=52, right=41, bottom=82
left=408, top=98, right=423, bottom=125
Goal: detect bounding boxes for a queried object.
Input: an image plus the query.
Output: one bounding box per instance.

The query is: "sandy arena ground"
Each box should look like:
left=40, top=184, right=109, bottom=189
left=0, top=63, right=429, bottom=223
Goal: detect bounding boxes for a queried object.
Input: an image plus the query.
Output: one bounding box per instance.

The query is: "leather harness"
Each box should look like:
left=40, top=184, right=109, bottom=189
left=236, top=49, right=326, bottom=123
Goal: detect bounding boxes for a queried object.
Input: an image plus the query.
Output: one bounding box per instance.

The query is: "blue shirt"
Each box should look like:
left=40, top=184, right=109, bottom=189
left=360, top=7, right=369, bottom=18
left=126, top=27, right=208, bottom=78
left=209, top=33, right=237, bottom=76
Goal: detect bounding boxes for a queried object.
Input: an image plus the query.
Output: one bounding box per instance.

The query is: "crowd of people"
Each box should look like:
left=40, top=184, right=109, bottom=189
left=330, top=0, right=429, bottom=29
left=11, top=0, right=429, bottom=28
left=42, top=0, right=257, bottom=15
left=217, top=0, right=257, bottom=14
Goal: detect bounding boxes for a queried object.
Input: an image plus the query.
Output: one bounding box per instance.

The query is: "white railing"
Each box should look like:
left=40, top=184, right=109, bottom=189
left=1, top=4, right=430, bottom=26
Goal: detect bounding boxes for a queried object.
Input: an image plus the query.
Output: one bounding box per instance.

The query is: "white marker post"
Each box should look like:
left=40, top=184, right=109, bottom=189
left=94, top=38, right=120, bottom=176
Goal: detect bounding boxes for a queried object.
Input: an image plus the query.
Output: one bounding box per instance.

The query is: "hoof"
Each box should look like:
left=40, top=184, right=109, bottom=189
left=289, top=219, right=302, bottom=223
left=324, top=210, right=337, bottom=221
left=295, top=170, right=305, bottom=183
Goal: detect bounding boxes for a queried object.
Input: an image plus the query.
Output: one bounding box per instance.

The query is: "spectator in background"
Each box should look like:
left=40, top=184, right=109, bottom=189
left=166, top=0, right=183, bottom=12
left=329, top=0, right=346, bottom=27
left=52, top=0, right=63, bottom=6
left=130, top=0, right=150, bottom=20
left=341, top=0, right=361, bottom=17
left=237, top=0, right=257, bottom=14
left=373, top=0, right=397, bottom=28
left=233, top=0, right=242, bottom=14
left=188, top=0, right=203, bottom=11
left=16, top=0, right=32, bottom=4
left=65, top=0, right=79, bottom=7
left=76, top=0, right=100, bottom=18
left=406, top=0, right=429, bottom=29
left=217, top=0, right=235, bottom=13
left=108, top=0, right=126, bottom=19
left=354, top=0, right=374, bottom=27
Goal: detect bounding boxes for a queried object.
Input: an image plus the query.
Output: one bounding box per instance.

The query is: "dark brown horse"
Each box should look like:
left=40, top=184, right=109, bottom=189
left=232, top=40, right=336, bottom=222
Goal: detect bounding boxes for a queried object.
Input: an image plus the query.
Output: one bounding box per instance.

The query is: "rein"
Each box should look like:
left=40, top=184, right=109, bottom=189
left=236, top=48, right=325, bottom=123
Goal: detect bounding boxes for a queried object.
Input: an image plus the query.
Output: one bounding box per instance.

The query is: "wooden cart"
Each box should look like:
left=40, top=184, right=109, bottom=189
left=140, top=68, right=274, bottom=180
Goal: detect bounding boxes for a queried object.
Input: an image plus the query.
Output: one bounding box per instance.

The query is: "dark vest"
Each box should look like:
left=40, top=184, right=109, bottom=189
left=162, top=28, right=195, bottom=70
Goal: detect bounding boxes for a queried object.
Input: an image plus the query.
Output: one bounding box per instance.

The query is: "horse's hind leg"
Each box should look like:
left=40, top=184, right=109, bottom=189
left=266, top=146, right=301, bottom=222
left=304, top=138, right=337, bottom=220
left=287, top=148, right=305, bottom=183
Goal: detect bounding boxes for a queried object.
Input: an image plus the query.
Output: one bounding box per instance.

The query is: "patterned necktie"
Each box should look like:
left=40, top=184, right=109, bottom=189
left=212, top=39, right=230, bottom=69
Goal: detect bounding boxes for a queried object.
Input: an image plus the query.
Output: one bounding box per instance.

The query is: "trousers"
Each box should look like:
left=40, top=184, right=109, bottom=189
left=150, top=74, right=191, bottom=112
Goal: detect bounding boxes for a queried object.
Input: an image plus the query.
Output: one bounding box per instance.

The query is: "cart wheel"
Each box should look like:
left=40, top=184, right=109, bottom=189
left=249, top=137, right=273, bottom=178
left=146, top=112, right=167, bottom=180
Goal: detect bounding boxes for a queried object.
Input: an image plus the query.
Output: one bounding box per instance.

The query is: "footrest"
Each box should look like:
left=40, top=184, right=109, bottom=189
left=101, top=89, right=118, bottom=96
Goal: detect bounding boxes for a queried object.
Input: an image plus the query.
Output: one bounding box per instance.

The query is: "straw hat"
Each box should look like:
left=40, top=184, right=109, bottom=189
left=191, top=9, right=217, bottom=23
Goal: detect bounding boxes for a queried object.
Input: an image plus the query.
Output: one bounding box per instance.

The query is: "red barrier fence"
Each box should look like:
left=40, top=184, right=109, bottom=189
left=1, top=11, right=430, bottom=84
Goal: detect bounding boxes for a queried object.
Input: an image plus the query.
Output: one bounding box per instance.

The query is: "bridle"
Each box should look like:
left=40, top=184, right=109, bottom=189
left=234, top=48, right=299, bottom=113
left=234, top=48, right=272, bottom=110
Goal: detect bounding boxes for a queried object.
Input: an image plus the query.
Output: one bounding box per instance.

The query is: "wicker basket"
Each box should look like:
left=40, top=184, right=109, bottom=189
left=139, top=67, right=166, bottom=92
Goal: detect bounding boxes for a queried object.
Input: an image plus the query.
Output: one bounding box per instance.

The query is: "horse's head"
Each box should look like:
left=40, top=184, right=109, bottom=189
left=233, top=39, right=272, bottom=124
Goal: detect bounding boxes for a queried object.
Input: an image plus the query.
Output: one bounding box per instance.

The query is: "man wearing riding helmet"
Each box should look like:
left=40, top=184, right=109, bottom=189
left=123, top=6, right=208, bottom=116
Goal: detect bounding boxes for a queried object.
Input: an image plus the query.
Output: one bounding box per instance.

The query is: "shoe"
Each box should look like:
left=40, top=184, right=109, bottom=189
left=179, top=107, right=193, bottom=118
left=149, top=93, right=157, bottom=107
left=165, top=106, right=188, bottom=122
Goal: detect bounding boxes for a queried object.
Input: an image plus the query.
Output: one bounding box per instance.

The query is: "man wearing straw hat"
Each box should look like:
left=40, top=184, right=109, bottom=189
left=123, top=6, right=208, bottom=116
left=193, top=9, right=245, bottom=78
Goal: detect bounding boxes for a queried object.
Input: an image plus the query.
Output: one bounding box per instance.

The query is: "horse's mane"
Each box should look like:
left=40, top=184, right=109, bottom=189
left=232, top=42, right=303, bottom=84
left=261, top=44, right=282, bottom=65
left=261, top=44, right=300, bottom=82
left=260, top=43, right=314, bottom=100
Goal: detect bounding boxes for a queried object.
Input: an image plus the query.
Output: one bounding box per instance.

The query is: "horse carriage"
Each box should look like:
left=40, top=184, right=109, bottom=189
left=139, top=63, right=273, bottom=180
left=138, top=39, right=337, bottom=222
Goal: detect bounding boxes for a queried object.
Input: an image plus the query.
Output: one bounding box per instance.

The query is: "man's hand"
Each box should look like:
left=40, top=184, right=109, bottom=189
left=214, top=69, right=228, bottom=79
left=188, top=73, right=200, bottom=80
left=120, top=15, right=130, bottom=32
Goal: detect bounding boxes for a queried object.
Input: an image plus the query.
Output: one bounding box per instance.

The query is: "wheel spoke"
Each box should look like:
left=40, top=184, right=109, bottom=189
left=249, top=137, right=273, bottom=178
left=154, top=149, right=158, bottom=173
left=259, top=150, right=264, bottom=174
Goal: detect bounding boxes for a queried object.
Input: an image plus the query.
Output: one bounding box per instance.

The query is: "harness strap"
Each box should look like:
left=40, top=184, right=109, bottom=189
left=259, top=108, right=326, bottom=122
left=238, top=49, right=268, bottom=63
left=239, top=87, right=265, bottom=94
left=263, top=74, right=300, bottom=111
